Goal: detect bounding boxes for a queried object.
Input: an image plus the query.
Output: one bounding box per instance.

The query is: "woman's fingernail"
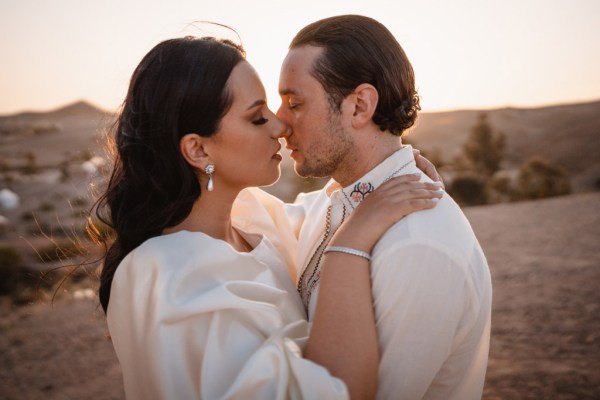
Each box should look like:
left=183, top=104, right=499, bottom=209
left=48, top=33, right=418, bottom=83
left=431, top=181, right=444, bottom=187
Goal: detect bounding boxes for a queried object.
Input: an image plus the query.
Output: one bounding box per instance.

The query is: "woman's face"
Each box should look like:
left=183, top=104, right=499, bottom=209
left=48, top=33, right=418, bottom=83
left=206, top=61, right=285, bottom=191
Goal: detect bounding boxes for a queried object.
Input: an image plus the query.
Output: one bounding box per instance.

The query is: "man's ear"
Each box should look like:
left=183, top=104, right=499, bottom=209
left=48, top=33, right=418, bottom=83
left=180, top=133, right=212, bottom=170
left=350, top=83, right=379, bottom=129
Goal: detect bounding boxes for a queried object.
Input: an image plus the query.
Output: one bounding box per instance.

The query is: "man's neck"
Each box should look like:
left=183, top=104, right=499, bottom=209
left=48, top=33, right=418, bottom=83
left=332, top=131, right=402, bottom=187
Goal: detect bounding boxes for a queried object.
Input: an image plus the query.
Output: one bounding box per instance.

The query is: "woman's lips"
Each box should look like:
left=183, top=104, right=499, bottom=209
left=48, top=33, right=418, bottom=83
left=272, top=145, right=283, bottom=161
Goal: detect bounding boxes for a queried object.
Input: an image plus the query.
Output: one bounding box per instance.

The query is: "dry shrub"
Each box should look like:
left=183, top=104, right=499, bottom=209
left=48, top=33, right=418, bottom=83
left=449, top=174, right=488, bottom=206
left=36, top=240, right=88, bottom=263
left=0, top=246, right=23, bottom=294
left=517, top=156, right=571, bottom=200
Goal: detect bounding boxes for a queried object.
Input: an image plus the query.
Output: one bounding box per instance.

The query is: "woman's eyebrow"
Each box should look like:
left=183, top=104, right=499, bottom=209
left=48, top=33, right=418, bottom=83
left=246, top=99, right=266, bottom=110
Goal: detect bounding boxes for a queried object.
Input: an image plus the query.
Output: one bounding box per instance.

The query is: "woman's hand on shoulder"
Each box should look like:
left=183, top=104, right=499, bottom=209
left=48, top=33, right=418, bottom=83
left=413, top=148, right=444, bottom=190
left=331, top=174, right=443, bottom=252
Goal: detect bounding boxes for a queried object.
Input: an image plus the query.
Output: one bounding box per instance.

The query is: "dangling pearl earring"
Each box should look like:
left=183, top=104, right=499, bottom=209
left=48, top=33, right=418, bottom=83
left=204, top=164, right=215, bottom=192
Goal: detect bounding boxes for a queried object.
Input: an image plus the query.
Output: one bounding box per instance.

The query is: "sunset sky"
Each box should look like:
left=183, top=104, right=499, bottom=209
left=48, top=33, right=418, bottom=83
left=1, top=0, right=599, bottom=115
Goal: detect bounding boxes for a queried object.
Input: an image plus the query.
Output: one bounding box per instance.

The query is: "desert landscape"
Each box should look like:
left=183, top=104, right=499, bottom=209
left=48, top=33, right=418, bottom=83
left=0, top=100, right=599, bottom=399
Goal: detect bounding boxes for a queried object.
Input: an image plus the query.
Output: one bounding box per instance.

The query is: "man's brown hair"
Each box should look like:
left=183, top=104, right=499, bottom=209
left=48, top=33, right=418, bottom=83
left=291, top=15, right=420, bottom=136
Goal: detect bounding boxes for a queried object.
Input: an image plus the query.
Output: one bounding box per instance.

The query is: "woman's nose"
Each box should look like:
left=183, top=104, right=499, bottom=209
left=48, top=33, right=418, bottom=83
left=274, top=119, right=291, bottom=139
left=270, top=111, right=290, bottom=139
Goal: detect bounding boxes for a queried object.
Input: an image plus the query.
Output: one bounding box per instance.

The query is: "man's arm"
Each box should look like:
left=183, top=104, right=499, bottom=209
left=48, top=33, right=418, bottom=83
left=371, top=241, right=478, bottom=399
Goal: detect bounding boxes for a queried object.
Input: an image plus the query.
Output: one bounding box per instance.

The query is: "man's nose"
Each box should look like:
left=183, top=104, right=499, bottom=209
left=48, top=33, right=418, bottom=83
left=271, top=115, right=291, bottom=139
left=275, top=104, right=285, bottom=120
left=276, top=122, right=291, bottom=139
left=274, top=107, right=291, bottom=138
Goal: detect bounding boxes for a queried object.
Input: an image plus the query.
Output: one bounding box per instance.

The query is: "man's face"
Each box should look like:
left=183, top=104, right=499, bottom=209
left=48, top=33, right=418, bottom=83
left=276, top=45, right=354, bottom=178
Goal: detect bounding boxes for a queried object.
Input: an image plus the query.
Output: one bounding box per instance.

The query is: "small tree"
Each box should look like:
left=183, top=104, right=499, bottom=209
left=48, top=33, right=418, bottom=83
left=517, top=156, right=571, bottom=200
left=462, top=113, right=505, bottom=178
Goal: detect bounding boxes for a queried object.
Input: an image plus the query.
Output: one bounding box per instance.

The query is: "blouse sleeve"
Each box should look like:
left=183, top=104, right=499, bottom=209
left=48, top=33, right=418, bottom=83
left=107, top=233, right=348, bottom=400
left=232, top=188, right=300, bottom=281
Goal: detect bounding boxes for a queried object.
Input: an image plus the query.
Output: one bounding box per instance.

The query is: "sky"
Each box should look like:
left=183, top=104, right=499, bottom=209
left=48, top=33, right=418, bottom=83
left=1, top=0, right=599, bottom=115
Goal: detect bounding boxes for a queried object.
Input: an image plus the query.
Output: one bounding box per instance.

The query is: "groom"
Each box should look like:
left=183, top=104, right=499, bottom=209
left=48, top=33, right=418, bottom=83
left=277, top=15, right=492, bottom=399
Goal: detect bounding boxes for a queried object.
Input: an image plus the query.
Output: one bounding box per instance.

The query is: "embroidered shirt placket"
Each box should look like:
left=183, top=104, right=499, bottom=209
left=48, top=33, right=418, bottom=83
left=298, top=198, right=346, bottom=311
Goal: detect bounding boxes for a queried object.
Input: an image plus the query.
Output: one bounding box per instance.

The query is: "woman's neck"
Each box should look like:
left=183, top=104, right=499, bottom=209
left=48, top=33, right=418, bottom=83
left=162, top=188, right=252, bottom=252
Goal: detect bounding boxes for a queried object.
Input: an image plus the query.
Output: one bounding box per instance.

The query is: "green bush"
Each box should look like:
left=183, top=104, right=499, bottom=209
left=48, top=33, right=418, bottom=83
left=20, top=211, right=35, bottom=222
left=0, top=261, right=59, bottom=303
left=0, top=246, right=23, bottom=295
left=487, top=174, right=517, bottom=203
left=517, top=156, right=571, bottom=200
left=0, top=245, right=22, bottom=268
left=38, top=202, right=55, bottom=212
left=449, top=174, right=488, bottom=206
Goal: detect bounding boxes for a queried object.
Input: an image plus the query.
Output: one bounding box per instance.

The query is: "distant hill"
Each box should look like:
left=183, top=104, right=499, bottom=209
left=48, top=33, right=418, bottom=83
left=0, top=100, right=109, bottom=121
left=405, top=100, right=600, bottom=192
left=1, top=99, right=598, bottom=192
left=0, top=100, right=114, bottom=166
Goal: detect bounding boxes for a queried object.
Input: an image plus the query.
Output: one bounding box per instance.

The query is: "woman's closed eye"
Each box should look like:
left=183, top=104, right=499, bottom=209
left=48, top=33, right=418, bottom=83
left=252, top=117, right=269, bottom=125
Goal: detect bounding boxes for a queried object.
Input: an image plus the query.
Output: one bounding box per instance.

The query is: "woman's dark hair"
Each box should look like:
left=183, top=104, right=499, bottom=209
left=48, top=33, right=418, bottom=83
left=92, top=36, right=245, bottom=313
left=290, top=15, right=420, bottom=136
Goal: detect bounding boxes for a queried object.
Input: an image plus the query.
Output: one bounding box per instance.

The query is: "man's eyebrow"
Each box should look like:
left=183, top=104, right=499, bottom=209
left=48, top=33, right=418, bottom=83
left=279, top=88, right=297, bottom=96
left=246, top=99, right=266, bottom=110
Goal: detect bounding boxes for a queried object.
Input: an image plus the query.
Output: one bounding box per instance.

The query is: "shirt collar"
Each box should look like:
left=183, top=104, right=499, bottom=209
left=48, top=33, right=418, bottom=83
left=325, top=145, right=416, bottom=210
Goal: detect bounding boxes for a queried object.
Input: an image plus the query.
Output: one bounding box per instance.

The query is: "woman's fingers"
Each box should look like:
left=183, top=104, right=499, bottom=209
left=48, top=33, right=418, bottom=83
left=335, top=174, right=443, bottom=251
left=374, top=176, right=444, bottom=197
left=381, top=181, right=444, bottom=198
left=413, top=150, right=445, bottom=189
left=360, top=177, right=443, bottom=217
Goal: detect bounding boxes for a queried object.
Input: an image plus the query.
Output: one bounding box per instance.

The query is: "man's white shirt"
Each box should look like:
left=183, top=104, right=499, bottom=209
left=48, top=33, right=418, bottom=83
left=287, top=146, right=492, bottom=400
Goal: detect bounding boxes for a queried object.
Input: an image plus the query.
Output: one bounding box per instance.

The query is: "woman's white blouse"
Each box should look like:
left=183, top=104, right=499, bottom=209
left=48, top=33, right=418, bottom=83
left=106, top=188, right=348, bottom=399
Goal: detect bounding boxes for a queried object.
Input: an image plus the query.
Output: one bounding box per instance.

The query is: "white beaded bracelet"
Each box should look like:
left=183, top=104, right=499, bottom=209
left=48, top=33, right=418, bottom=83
left=323, top=246, right=371, bottom=261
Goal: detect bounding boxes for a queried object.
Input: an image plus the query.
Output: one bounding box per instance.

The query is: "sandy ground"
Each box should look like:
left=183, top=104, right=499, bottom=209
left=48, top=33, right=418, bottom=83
left=1, top=192, right=599, bottom=399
